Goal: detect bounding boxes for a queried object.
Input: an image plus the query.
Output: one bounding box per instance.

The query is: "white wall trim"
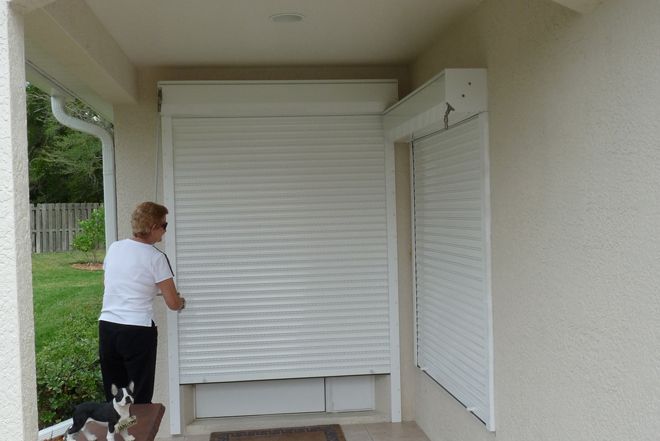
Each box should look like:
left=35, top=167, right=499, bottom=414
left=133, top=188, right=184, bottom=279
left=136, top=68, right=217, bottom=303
left=479, top=113, right=495, bottom=431
left=38, top=418, right=72, bottom=441
left=385, top=140, right=402, bottom=422
left=161, top=115, right=182, bottom=435
left=409, top=145, right=419, bottom=369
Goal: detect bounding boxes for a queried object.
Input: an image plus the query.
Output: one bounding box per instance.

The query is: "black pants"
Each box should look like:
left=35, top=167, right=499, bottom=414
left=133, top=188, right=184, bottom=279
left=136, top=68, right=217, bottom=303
left=98, top=320, right=158, bottom=404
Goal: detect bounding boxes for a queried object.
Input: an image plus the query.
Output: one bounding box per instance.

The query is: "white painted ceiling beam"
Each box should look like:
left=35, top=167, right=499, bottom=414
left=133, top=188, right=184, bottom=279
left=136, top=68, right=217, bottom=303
left=551, top=0, right=602, bottom=14
left=23, top=0, right=137, bottom=119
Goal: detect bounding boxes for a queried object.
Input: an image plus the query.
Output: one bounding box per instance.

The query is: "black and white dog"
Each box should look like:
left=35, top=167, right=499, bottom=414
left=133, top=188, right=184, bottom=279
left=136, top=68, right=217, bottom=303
left=66, top=382, right=136, bottom=441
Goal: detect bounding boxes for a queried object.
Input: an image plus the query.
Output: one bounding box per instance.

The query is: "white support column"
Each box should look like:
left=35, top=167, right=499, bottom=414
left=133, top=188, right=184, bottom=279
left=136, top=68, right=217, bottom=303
left=0, top=2, right=38, bottom=441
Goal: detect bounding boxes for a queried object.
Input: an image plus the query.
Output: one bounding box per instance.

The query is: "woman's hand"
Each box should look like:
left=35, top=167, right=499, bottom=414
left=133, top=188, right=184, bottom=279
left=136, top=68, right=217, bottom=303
left=157, top=278, right=186, bottom=311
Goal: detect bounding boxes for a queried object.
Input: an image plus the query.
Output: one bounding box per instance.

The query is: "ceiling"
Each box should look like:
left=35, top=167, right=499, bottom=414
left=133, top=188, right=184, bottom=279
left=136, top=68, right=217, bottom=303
left=83, top=0, right=481, bottom=66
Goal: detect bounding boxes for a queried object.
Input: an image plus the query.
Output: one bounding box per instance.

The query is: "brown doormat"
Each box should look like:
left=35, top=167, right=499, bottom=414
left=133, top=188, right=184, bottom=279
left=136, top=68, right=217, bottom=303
left=210, top=425, right=346, bottom=441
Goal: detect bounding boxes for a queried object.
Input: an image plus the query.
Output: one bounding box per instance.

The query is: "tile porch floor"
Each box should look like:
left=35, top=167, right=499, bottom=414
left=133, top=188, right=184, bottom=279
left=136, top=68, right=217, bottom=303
left=157, top=422, right=431, bottom=441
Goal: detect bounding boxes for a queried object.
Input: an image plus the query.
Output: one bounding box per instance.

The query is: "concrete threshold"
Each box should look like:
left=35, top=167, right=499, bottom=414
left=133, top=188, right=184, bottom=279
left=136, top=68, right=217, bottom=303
left=185, top=410, right=390, bottom=435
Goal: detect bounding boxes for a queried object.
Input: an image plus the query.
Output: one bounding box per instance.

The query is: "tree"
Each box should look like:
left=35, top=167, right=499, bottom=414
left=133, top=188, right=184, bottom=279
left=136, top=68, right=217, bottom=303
left=72, top=207, right=105, bottom=263
left=26, top=84, right=111, bottom=203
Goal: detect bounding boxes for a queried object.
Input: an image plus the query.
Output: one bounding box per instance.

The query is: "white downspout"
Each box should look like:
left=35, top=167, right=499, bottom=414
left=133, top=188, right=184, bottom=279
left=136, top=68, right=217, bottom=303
left=50, top=94, right=118, bottom=248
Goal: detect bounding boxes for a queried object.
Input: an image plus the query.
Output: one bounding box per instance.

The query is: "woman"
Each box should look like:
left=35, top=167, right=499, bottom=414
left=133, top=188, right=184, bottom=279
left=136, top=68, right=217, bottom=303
left=99, top=201, right=185, bottom=403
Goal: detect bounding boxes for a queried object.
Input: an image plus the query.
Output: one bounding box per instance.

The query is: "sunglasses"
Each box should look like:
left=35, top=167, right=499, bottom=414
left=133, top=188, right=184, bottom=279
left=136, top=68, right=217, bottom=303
left=160, top=222, right=168, bottom=231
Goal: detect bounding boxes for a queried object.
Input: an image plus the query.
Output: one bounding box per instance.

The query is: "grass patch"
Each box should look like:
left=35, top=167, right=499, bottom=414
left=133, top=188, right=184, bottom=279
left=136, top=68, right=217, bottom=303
left=32, top=250, right=104, bottom=353
left=33, top=250, right=106, bottom=428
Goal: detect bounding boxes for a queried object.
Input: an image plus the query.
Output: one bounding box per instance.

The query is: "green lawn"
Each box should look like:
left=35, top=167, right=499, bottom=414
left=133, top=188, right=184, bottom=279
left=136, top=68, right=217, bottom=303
left=32, top=251, right=104, bottom=353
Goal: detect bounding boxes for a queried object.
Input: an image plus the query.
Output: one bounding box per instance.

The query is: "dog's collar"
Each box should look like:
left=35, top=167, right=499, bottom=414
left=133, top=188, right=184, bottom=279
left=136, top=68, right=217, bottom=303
left=115, top=415, right=137, bottom=432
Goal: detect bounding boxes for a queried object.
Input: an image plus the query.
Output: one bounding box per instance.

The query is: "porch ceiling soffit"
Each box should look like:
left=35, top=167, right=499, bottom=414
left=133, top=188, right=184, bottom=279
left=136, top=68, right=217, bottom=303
left=23, top=0, right=137, bottom=115
left=9, top=0, right=56, bottom=14
left=551, top=0, right=602, bottom=14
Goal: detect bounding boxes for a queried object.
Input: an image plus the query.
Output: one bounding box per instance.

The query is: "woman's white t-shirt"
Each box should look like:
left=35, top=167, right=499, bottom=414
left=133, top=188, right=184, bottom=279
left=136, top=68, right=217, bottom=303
left=100, top=239, right=174, bottom=327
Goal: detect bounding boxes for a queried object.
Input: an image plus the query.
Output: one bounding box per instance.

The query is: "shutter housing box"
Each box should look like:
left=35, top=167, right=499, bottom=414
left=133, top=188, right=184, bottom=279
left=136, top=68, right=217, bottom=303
left=383, top=69, right=487, bottom=142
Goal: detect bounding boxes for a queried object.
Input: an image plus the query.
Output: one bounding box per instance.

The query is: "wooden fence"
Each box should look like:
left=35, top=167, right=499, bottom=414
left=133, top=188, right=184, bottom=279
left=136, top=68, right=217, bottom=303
left=30, top=203, right=102, bottom=253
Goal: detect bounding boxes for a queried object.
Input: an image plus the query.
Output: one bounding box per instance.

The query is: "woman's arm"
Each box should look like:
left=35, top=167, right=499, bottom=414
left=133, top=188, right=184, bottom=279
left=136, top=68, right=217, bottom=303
left=156, top=278, right=185, bottom=311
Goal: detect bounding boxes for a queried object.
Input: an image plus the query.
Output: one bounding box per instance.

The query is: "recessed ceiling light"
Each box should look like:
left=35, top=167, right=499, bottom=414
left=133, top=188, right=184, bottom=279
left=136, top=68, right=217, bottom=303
left=270, top=13, right=304, bottom=23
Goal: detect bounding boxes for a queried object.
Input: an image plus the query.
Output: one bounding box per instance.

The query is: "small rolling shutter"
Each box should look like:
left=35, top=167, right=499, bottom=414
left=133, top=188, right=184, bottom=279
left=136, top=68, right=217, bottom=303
left=413, top=114, right=494, bottom=429
left=172, top=115, right=391, bottom=384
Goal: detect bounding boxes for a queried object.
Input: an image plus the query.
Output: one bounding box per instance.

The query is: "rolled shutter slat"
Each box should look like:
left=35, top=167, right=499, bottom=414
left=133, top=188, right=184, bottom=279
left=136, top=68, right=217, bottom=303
left=414, top=116, right=493, bottom=428
left=172, top=115, right=391, bottom=384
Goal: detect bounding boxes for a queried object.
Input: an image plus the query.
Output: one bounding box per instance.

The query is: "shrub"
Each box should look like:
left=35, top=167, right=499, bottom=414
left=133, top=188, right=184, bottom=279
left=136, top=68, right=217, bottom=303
left=72, top=207, right=105, bottom=263
left=36, top=310, right=104, bottom=429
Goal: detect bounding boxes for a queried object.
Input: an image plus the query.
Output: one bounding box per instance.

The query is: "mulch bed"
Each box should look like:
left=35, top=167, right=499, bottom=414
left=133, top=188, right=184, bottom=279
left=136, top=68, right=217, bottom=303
left=71, top=263, right=103, bottom=271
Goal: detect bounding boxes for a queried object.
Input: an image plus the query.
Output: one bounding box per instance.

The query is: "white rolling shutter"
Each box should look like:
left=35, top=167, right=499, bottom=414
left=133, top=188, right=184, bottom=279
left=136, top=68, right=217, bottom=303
left=413, top=115, right=494, bottom=429
left=172, top=115, right=391, bottom=384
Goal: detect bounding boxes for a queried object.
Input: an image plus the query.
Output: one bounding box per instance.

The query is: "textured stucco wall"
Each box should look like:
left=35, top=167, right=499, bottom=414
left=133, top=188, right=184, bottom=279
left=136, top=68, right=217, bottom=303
left=0, top=3, right=38, bottom=441
left=408, top=0, right=660, bottom=439
left=112, top=65, right=411, bottom=435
